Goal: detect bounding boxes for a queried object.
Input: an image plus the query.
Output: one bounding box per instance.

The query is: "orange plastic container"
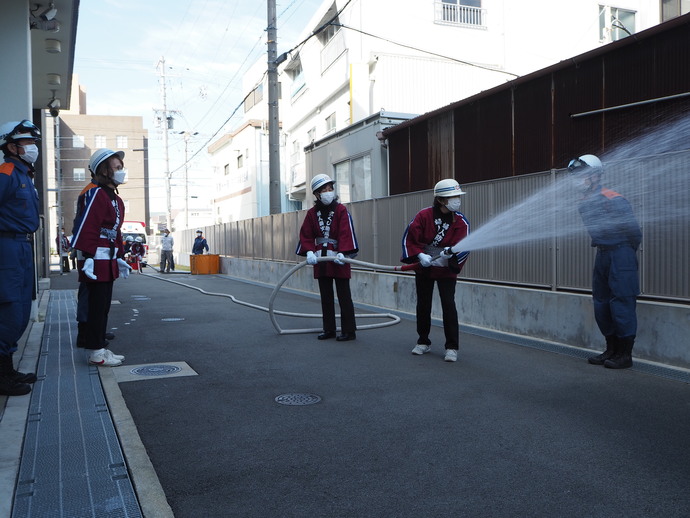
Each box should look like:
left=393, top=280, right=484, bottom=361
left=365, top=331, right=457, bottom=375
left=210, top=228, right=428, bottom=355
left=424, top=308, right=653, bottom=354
left=190, top=254, right=219, bottom=274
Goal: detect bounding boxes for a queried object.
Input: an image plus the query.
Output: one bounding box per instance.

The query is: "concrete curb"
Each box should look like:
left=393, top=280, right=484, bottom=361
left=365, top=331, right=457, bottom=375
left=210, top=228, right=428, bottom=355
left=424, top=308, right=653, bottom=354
left=99, top=367, right=175, bottom=518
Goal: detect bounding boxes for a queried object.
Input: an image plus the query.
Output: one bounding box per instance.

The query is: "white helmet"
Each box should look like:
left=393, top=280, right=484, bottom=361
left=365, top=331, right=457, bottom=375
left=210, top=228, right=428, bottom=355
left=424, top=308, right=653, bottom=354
left=311, top=174, right=334, bottom=194
left=89, top=148, right=125, bottom=174
left=135, top=236, right=143, bottom=243
left=568, top=154, right=603, bottom=175
left=433, top=179, right=466, bottom=198
left=0, top=120, right=41, bottom=147
left=125, top=236, right=134, bottom=242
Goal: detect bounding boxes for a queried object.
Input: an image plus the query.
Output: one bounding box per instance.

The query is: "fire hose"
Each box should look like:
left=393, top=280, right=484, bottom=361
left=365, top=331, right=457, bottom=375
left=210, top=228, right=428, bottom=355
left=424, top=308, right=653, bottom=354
left=143, top=255, right=423, bottom=335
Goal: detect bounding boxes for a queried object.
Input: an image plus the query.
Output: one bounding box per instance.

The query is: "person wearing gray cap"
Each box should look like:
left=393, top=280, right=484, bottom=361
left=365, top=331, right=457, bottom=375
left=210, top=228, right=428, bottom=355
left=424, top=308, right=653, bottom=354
left=160, top=228, right=175, bottom=273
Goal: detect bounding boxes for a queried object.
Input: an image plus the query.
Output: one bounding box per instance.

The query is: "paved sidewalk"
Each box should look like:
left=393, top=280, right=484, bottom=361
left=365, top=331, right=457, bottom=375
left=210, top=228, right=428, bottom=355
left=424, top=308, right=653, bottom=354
left=3, top=269, right=690, bottom=517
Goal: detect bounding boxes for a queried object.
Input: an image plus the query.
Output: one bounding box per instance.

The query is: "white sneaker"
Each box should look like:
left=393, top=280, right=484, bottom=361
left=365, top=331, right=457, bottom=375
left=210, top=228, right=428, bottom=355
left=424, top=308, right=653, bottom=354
left=444, top=349, right=458, bottom=362
left=411, top=344, right=431, bottom=355
left=88, top=348, right=122, bottom=367
left=106, top=349, right=125, bottom=361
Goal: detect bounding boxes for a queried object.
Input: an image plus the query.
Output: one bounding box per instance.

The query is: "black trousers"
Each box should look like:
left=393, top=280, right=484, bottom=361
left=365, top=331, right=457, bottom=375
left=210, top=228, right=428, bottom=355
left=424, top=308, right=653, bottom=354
left=415, top=273, right=459, bottom=350
left=83, top=282, right=113, bottom=350
left=318, top=277, right=356, bottom=334
left=60, top=255, right=70, bottom=272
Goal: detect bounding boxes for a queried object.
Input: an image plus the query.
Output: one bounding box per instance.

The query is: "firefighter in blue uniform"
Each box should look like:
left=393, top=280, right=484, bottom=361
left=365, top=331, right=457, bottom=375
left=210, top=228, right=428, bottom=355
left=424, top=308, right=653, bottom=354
left=568, top=154, right=642, bottom=369
left=0, top=120, right=41, bottom=396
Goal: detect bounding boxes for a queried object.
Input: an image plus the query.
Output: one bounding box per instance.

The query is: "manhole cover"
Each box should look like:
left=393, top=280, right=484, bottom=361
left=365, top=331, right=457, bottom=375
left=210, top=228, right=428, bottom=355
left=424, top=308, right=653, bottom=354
left=130, top=365, right=182, bottom=376
left=161, top=317, right=185, bottom=322
left=274, top=393, right=321, bottom=406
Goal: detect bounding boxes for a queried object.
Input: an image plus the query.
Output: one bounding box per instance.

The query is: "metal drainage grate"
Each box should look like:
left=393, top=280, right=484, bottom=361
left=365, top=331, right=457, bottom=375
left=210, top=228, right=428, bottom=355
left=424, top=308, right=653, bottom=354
left=275, top=393, right=322, bottom=406
left=130, top=365, right=182, bottom=376
left=161, top=317, right=185, bottom=322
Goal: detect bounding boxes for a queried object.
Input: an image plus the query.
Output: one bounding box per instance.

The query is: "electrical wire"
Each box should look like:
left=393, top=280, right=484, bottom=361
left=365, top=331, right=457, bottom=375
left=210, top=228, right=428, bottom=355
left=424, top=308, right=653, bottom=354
left=166, top=0, right=354, bottom=175
left=333, top=22, right=520, bottom=78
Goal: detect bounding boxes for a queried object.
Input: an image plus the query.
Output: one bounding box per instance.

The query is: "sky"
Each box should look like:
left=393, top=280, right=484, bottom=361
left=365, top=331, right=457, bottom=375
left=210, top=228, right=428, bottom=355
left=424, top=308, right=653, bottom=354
left=73, top=0, right=324, bottom=213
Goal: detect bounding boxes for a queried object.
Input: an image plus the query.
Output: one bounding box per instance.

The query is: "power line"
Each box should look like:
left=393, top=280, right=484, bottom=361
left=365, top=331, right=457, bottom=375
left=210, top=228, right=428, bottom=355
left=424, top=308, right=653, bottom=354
left=333, top=22, right=520, bottom=78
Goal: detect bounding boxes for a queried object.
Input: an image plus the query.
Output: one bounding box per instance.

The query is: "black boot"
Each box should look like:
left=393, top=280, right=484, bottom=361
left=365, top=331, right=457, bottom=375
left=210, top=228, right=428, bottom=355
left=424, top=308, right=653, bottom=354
left=588, top=335, right=618, bottom=365
left=605, top=336, right=634, bottom=369
left=9, top=352, right=37, bottom=383
left=0, top=355, right=31, bottom=396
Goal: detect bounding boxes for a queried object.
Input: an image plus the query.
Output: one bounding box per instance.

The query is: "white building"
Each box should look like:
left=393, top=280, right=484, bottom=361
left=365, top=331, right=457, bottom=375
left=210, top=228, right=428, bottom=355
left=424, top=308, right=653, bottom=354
left=209, top=0, right=662, bottom=218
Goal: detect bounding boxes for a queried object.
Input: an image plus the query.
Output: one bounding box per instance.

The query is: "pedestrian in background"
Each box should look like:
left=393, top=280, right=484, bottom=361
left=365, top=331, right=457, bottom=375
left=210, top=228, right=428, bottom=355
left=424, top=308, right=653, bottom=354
left=72, top=149, right=131, bottom=367
left=160, top=228, right=174, bottom=272
left=0, top=120, right=41, bottom=396
left=130, top=236, right=145, bottom=272
left=56, top=227, right=71, bottom=273
left=192, top=229, right=209, bottom=255
left=296, top=174, right=359, bottom=342
left=401, top=179, right=470, bottom=362
left=568, top=154, right=642, bottom=369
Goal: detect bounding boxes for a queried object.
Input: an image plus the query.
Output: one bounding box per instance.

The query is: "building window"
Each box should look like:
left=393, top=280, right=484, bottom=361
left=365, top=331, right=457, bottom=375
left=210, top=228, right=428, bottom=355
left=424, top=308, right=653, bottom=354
left=287, top=59, right=306, bottom=98
left=317, top=11, right=340, bottom=45
left=662, top=0, right=690, bottom=21
left=435, top=0, right=485, bottom=27
left=116, top=135, right=128, bottom=148
left=244, top=83, right=264, bottom=112
left=599, top=5, right=636, bottom=42
left=307, top=127, right=316, bottom=143
left=325, top=112, right=336, bottom=133
left=224, top=164, right=230, bottom=176
left=333, top=154, right=371, bottom=203
left=95, top=135, right=106, bottom=147
left=73, top=167, right=86, bottom=182
left=72, top=135, right=85, bottom=148
left=237, top=154, right=244, bottom=169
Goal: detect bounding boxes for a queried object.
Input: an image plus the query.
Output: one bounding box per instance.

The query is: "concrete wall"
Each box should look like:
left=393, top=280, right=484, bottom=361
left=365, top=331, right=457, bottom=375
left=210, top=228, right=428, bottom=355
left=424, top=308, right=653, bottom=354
left=215, top=256, right=690, bottom=370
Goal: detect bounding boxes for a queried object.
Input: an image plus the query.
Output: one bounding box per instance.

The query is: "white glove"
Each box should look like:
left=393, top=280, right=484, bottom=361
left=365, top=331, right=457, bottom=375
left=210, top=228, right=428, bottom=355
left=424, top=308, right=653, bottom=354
left=334, top=253, right=345, bottom=266
left=82, top=258, right=97, bottom=280
left=417, top=253, right=432, bottom=267
left=117, top=258, right=132, bottom=279
left=306, top=251, right=318, bottom=265
left=441, top=247, right=454, bottom=258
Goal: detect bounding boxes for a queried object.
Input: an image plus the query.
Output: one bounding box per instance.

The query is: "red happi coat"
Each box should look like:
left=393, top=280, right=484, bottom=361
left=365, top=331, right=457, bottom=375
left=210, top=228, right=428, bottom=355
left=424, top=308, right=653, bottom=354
left=71, top=185, right=125, bottom=283
left=296, top=202, right=359, bottom=279
left=401, top=206, right=470, bottom=280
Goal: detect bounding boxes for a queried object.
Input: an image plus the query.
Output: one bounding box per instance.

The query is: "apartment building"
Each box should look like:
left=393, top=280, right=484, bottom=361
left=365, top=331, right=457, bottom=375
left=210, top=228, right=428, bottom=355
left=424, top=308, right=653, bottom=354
left=56, top=82, right=150, bottom=236
left=208, top=0, right=662, bottom=219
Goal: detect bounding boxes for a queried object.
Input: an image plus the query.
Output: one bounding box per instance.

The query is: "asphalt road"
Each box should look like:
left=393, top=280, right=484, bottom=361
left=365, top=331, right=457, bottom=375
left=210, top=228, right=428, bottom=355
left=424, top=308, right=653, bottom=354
left=49, top=270, right=690, bottom=518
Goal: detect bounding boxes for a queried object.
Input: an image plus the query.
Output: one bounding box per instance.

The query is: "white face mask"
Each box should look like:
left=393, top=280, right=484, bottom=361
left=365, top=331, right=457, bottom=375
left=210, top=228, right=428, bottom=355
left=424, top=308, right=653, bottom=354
left=112, top=168, right=128, bottom=185
left=445, top=197, right=462, bottom=212
left=319, top=191, right=335, bottom=205
left=19, top=144, right=39, bottom=164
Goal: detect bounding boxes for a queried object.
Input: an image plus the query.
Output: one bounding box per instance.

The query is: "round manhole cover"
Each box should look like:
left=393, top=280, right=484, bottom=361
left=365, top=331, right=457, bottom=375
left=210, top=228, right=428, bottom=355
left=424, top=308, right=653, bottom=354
left=161, top=317, right=185, bottom=322
left=275, top=393, right=322, bottom=406
left=130, top=365, right=181, bottom=376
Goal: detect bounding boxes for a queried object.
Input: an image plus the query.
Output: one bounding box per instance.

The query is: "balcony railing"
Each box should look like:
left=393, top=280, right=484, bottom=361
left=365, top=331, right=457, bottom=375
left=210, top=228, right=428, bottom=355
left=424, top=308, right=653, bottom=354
left=320, top=29, right=347, bottom=73
left=434, top=2, right=486, bottom=28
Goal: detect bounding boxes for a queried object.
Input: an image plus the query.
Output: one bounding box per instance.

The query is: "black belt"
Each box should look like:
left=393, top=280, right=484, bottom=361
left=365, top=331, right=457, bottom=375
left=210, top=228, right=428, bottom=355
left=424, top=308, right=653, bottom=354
left=596, top=244, right=630, bottom=251
left=0, top=231, right=32, bottom=241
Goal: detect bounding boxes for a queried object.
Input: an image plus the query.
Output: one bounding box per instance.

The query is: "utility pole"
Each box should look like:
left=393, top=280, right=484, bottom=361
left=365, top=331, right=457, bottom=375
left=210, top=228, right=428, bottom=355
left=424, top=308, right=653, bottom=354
left=156, top=56, right=173, bottom=231
left=267, top=0, right=281, bottom=214
left=179, top=131, right=198, bottom=230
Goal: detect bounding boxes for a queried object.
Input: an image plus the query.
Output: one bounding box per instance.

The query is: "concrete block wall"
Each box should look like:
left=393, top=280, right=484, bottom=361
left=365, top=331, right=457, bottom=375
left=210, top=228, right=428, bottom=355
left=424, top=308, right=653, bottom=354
left=218, top=257, right=690, bottom=370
